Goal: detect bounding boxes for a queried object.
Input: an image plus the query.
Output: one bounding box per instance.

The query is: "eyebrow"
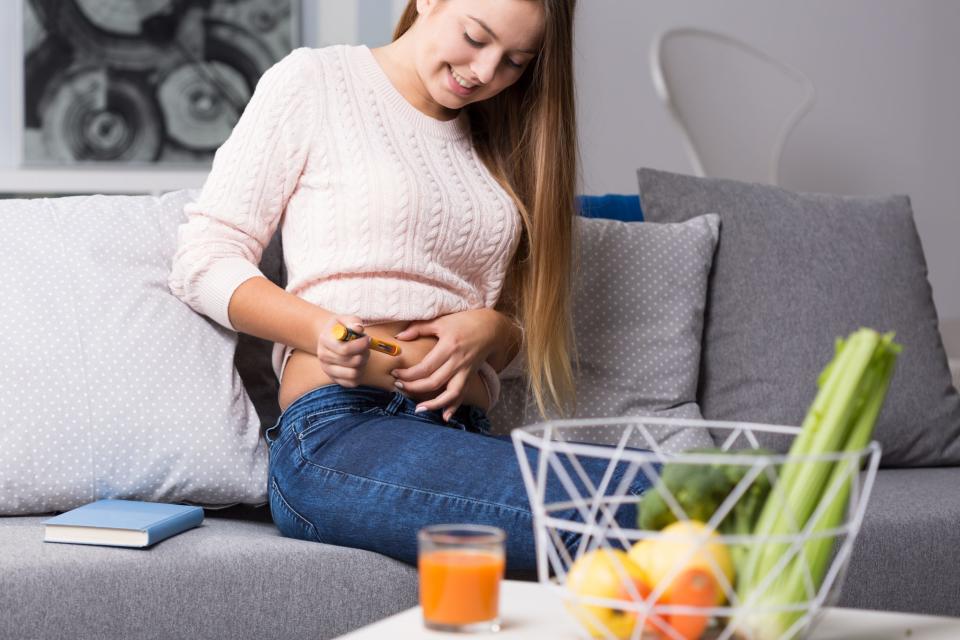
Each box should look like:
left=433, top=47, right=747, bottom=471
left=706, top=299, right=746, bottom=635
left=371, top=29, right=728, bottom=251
left=466, top=15, right=539, bottom=55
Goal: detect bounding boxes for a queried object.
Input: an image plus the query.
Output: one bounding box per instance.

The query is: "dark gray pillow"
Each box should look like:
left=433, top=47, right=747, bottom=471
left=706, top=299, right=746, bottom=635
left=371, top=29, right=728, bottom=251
left=488, top=215, right=720, bottom=455
left=637, top=167, right=960, bottom=467
left=234, top=229, right=286, bottom=433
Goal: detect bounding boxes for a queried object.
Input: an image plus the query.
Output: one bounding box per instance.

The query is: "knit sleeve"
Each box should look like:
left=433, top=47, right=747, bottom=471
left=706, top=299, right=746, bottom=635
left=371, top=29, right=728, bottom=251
left=168, top=47, right=322, bottom=331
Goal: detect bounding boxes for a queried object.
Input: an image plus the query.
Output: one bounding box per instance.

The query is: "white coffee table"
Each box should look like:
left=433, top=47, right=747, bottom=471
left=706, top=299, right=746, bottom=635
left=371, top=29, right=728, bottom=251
left=336, top=579, right=960, bottom=639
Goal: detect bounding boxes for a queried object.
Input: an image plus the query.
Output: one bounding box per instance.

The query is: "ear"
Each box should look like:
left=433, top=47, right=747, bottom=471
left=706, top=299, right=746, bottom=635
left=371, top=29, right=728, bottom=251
left=416, top=0, right=438, bottom=17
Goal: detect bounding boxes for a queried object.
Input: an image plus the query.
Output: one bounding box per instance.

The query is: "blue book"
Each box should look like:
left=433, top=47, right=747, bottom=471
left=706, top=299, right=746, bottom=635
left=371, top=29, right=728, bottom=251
left=43, top=499, right=204, bottom=548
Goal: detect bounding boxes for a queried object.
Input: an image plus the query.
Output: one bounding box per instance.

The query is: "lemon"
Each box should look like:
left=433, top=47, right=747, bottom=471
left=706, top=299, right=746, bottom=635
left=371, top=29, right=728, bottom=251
left=565, top=549, right=650, bottom=639
left=626, top=538, right=657, bottom=576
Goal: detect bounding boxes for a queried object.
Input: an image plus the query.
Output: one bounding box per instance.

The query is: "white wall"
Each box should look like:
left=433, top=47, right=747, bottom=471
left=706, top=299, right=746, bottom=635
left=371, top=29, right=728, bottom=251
left=0, top=3, right=22, bottom=168
left=1, top=1, right=957, bottom=317
left=574, top=0, right=960, bottom=319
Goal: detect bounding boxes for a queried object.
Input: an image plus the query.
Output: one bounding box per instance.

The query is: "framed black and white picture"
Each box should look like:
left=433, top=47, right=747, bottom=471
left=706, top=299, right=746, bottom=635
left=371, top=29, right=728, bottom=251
left=22, top=0, right=300, bottom=166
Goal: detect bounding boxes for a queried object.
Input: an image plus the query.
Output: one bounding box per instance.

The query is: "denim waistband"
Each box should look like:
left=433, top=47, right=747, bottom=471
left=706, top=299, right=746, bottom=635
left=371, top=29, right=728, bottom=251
left=268, top=384, right=492, bottom=440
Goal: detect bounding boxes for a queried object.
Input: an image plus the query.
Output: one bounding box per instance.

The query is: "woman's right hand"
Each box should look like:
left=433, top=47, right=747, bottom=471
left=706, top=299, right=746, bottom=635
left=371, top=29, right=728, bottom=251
left=313, top=315, right=371, bottom=387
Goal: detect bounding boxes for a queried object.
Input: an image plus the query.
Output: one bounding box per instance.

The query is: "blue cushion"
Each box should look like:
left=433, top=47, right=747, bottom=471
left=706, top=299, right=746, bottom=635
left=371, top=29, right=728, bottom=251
left=576, top=194, right=644, bottom=222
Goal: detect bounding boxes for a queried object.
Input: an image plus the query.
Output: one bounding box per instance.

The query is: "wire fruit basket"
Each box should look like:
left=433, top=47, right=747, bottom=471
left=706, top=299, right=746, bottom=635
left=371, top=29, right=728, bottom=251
left=511, top=417, right=881, bottom=640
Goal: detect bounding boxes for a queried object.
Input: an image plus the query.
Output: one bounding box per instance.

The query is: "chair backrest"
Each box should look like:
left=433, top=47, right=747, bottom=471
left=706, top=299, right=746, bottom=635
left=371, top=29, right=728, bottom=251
left=650, top=27, right=816, bottom=185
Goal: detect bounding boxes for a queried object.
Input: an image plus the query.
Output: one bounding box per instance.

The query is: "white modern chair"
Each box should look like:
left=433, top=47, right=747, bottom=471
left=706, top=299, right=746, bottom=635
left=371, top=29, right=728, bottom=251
left=650, top=27, right=816, bottom=185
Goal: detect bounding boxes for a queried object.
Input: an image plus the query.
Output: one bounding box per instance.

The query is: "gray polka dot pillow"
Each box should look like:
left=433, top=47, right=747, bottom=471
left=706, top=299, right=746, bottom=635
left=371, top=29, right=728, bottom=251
left=0, top=190, right=267, bottom=515
left=488, top=214, right=720, bottom=455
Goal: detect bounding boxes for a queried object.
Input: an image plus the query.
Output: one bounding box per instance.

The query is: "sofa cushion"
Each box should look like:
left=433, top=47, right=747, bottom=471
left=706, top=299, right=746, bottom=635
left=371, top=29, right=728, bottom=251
left=489, top=215, right=719, bottom=454
left=576, top=193, right=644, bottom=222
left=0, top=509, right=418, bottom=640
left=0, top=191, right=268, bottom=515
left=3, top=467, right=956, bottom=640
left=838, top=467, right=960, bottom=616
left=637, top=167, right=960, bottom=467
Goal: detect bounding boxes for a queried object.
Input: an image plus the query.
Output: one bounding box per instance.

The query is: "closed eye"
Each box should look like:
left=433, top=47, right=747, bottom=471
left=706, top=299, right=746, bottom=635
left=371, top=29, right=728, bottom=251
left=463, top=33, right=524, bottom=69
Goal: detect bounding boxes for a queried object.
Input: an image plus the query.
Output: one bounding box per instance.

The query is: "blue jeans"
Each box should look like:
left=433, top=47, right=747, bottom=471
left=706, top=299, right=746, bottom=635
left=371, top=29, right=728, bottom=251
left=264, top=384, right=656, bottom=574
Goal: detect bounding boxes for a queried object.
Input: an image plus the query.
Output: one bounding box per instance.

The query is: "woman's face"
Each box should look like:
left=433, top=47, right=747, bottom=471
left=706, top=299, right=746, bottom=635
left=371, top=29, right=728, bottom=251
left=413, top=0, right=545, bottom=112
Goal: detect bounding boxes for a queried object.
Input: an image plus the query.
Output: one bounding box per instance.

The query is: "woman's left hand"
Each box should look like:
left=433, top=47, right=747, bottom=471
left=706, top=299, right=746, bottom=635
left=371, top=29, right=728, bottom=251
left=390, top=309, right=501, bottom=422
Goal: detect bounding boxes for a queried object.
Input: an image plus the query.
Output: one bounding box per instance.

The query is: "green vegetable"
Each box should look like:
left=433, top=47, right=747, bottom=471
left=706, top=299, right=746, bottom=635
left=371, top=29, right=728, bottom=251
left=637, top=447, right=774, bottom=532
left=734, top=328, right=900, bottom=640
left=638, top=447, right=773, bottom=569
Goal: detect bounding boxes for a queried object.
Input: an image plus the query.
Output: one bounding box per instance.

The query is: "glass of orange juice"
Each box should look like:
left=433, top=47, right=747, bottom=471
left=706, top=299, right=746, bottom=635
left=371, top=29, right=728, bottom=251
left=418, top=524, right=506, bottom=633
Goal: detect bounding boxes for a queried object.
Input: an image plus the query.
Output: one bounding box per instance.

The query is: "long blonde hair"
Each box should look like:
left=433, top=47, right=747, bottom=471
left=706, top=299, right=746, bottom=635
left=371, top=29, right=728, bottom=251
left=393, top=0, right=579, bottom=419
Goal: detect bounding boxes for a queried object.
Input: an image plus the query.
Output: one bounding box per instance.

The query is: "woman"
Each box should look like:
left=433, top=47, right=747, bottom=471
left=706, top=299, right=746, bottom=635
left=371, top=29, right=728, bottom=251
left=169, top=0, right=653, bottom=571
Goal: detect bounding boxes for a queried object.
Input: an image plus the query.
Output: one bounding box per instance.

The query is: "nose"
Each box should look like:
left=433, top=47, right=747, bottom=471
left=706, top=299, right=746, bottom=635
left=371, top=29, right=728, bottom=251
left=469, top=49, right=500, bottom=86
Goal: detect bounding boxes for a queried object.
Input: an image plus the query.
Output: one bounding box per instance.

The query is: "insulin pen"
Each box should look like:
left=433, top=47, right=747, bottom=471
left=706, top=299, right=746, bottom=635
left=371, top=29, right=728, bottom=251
left=332, top=323, right=402, bottom=356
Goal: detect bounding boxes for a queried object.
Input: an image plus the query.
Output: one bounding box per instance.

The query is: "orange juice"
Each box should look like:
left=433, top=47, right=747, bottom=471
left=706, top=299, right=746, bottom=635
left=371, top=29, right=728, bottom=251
left=418, top=549, right=505, bottom=625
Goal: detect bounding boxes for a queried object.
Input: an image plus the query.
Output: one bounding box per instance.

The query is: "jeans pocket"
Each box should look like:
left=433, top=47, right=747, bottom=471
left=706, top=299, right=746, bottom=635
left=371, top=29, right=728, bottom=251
left=297, top=405, right=382, bottom=440
left=269, top=477, right=322, bottom=543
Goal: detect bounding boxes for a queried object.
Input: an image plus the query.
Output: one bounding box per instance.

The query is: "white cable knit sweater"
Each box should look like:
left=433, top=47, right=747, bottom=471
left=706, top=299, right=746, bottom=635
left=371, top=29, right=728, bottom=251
left=168, top=44, right=524, bottom=407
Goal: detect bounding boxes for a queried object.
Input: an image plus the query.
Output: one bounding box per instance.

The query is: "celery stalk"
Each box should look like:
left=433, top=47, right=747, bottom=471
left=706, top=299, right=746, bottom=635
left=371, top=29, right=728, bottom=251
left=739, top=330, right=879, bottom=593
left=734, top=329, right=899, bottom=640
left=761, top=341, right=898, bottom=636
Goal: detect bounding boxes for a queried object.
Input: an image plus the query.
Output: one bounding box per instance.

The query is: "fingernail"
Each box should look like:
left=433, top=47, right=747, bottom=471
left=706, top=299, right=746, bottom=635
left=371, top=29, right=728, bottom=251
left=394, top=381, right=404, bottom=390
left=415, top=405, right=427, bottom=413
left=390, top=370, right=399, bottom=377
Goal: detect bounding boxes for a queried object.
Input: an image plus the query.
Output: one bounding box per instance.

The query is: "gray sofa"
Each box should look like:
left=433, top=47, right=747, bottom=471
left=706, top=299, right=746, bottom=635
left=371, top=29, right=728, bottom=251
left=2, top=192, right=959, bottom=640
left=4, top=461, right=959, bottom=640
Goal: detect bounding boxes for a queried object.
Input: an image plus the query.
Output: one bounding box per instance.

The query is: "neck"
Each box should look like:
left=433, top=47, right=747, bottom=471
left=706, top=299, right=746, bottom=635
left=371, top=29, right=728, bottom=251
left=371, top=34, right=461, bottom=122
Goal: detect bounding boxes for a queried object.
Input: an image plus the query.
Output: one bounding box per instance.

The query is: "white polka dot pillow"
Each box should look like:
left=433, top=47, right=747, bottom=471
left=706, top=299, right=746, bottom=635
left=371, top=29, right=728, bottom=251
left=488, top=214, right=720, bottom=455
left=0, top=190, right=267, bottom=515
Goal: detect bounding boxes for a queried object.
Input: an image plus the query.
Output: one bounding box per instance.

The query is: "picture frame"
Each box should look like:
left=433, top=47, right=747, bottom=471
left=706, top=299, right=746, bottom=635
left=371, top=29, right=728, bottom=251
left=21, top=0, right=302, bottom=167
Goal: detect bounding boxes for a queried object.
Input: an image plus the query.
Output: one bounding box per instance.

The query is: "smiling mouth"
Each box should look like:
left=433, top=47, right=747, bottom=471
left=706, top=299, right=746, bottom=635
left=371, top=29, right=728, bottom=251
left=449, top=65, right=477, bottom=89
left=447, top=64, right=478, bottom=96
